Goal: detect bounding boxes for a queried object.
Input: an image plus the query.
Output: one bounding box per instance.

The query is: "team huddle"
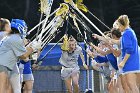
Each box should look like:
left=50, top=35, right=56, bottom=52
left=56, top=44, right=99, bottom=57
left=0, top=15, right=140, bottom=93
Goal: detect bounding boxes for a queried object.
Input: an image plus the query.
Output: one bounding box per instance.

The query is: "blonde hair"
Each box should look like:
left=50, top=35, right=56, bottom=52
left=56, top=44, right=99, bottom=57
left=0, top=18, right=10, bottom=31
left=113, top=20, right=119, bottom=28
left=117, top=15, right=130, bottom=27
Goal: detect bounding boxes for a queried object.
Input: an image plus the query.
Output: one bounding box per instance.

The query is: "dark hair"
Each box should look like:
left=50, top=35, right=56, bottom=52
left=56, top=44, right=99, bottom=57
left=104, top=31, right=111, bottom=35
left=111, top=28, right=121, bottom=38
left=69, top=35, right=76, bottom=42
left=68, top=35, right=77, bottom=46
left=10, top=27, right=20, bottom=34
left=0, top=18, right=10, bottom=31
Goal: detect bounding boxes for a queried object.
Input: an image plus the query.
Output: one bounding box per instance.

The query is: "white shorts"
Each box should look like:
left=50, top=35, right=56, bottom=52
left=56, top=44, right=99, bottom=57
left=10, top=72, right=21, bottom=93
left=19, top=68, right=24, bottom=83
left=0, top=65, right=12, bottom=76
left=61, top=66, right=80, bottom=80
left=122, top=70, right=140, bottom=75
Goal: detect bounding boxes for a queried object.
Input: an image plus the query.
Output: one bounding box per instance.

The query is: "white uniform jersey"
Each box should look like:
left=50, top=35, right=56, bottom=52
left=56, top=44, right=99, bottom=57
left=59, top=45, right=82, bottom=68
left=0, top=34, right=26, bottom=70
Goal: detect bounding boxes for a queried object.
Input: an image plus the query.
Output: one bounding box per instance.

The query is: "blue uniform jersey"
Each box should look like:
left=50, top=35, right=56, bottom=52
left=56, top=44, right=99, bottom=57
left=139, top=47, right=140, bottom=69
left=94, top=56, right=108, bottom=63
left=20, top=60, right=32, bottom=74
left=121, top=28, right=140, bottom=72
left=106, top=53, right=118, bottom=70
left=94, top=53, right=118, bottom=70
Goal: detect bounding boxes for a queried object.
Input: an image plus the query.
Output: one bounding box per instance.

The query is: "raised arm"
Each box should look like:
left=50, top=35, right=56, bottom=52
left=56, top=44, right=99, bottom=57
left=92, top=34, right=120, bottom=45
left=89, top=43, right=111, bottom=56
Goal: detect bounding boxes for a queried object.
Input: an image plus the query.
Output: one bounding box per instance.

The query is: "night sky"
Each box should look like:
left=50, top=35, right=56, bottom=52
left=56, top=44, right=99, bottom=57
left=0, top=0, right=140, bottom=44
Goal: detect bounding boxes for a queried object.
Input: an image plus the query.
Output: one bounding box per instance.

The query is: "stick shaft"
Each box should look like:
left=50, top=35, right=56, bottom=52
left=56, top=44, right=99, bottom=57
left=69, top=2, right=106, bottom=37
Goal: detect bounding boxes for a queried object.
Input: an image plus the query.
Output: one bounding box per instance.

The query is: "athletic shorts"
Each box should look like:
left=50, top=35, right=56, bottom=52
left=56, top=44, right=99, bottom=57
left=116, top=69, right=124, bottom=77
left=61, top=66, right=80, bottom=80
left=122, top=70, right=140, bottom=75
left=23, top=74, right=34, bottom=81
left=0, top=65, right=12, bottom=77
left=19, top=68, right=24, bottom=83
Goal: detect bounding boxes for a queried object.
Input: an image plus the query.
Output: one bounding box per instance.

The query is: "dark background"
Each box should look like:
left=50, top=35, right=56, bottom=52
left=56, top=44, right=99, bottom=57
left=0, top=0, right=140, bottom=44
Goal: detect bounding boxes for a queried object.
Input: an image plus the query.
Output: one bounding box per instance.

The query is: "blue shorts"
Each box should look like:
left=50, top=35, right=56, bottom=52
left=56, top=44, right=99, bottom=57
left=23, top=74, right=34, bottom=81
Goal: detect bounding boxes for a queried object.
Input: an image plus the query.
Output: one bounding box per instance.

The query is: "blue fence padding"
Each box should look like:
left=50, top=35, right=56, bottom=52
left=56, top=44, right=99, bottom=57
left=38, top=42, right=86, bottom=66
left=33, top=43, right=93, bottom=92
left=33, top=70, right=87, bottom=92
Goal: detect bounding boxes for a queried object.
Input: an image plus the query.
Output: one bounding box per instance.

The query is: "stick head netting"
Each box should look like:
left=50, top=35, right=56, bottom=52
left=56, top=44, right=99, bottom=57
left=40, top=0, right=48, bottom=14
